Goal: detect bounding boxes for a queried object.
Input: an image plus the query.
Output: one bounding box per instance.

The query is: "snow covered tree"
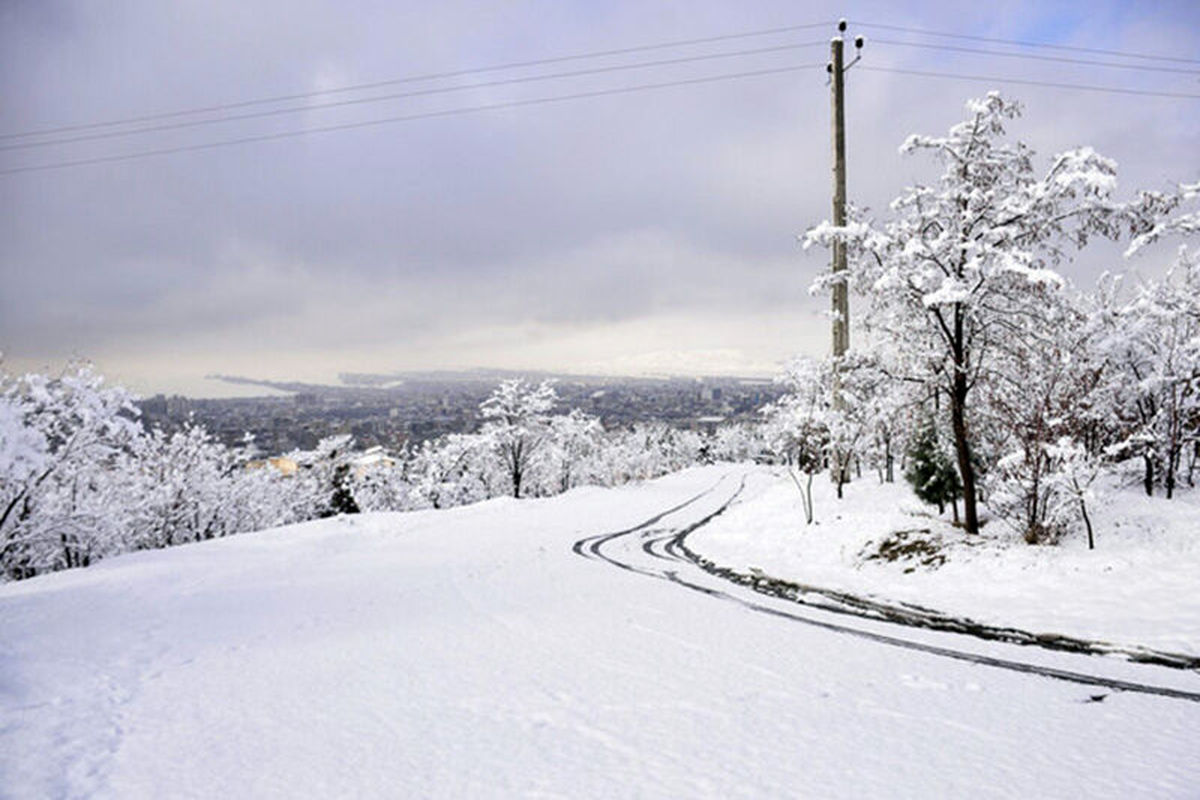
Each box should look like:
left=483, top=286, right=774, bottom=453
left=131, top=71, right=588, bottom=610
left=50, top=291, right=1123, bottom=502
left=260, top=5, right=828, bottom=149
left=766, top=410, right=827, bottom=526
left=287, top=434, right=360, bottom=518
left=409, top=433, right=490, bottom=509
left=1093, top=249, right=1200, bottom=497
left=765, top=359, right=840, bottom=523
left=773, top=354, right=884, bottom=499
left=1045, top=437, right=1103, bottom=549
left=543, top=409, right=604, bottom=494
left=479, top=379, right=557, bottom=499
left=350, top=450, right=415, bottom=513
left=806, top=92, right=1139, bottom=533
left=711, top=422, right=762, bottom=463
left=130, top=422, right=240, bottom=548
left=224, top=458, right=303, bottom=533
left=980, top=285, right=1113, bottom=542
left=0, top=362, right=142, bottom=578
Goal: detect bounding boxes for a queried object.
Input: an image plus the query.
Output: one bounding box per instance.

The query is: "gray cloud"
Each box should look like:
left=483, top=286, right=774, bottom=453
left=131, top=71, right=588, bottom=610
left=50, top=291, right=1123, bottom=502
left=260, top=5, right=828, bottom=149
left=2, top=0, right=1198, bottom=394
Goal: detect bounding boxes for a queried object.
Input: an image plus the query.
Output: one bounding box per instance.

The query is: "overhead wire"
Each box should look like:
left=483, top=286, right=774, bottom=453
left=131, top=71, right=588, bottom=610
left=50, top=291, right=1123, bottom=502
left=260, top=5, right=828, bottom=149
left=852, top=20, right=1200, bottom=65
left=869, top=37, right=1200, bottom=75
left=0, top=62, right=825, bottom=176
left=4, top=19, right=1198, bottom=176
left=858, top=65, right=1200, bottom=99
left=0, top=41, right=830, bottom=152
left=0, top=20, right=834, bottom=141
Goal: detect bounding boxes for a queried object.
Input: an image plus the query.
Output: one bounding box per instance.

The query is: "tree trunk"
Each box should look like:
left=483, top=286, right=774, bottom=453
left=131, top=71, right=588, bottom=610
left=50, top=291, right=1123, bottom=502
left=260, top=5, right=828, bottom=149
left=1188, top=440, right=1198, bottom=488
left=805, top=472, right=814, bottom=525
left=1080, top=497, right=1094, bottom=550
left=950, top=369, right=980, bottom=534
left=1143, top=454, right=1154, bottom=497
left=1166, top=436, right=1179, bottom=500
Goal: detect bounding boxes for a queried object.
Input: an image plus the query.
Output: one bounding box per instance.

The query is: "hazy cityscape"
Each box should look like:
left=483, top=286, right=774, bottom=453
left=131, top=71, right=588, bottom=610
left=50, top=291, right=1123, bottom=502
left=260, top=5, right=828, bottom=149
left=138, top=372, right=783, bottom=454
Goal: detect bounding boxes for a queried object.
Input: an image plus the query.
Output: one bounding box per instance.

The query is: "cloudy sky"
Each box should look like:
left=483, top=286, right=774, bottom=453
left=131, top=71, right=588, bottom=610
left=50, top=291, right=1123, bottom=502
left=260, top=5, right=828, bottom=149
left=2, top=0, right=1198, bottom=396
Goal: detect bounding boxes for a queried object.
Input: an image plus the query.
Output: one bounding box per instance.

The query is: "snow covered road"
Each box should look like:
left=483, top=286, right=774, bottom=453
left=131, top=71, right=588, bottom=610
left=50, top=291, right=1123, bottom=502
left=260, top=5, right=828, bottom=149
left=3, top=466, right=1199, bottom=798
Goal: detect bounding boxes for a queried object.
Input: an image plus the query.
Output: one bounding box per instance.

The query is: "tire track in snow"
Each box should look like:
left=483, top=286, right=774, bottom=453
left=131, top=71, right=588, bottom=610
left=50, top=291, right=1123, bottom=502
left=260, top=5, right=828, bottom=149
left=573, top=472, right=1200, bottom=704
left=572, top=474, right=729, bottom=576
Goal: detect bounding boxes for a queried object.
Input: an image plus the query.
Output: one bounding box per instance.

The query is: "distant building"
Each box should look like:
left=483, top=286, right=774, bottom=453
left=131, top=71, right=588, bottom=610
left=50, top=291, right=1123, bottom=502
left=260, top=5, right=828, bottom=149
left=350, top=446, right=395, bottom=478
left=246, top=457, right=299, bottom=476
left=165, top=395, right=191, bottom=417
left=141, top=394, right=168, bottom=416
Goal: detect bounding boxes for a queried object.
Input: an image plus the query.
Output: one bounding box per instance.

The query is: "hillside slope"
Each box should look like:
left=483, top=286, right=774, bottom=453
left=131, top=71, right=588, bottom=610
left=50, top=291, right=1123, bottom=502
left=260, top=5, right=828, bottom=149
left=2, top=466, right=1198, bottom=799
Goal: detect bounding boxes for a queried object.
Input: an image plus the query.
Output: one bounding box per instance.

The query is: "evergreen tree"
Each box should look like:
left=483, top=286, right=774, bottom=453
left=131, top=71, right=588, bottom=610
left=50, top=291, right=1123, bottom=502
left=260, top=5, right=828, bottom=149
left=326, top=464, right=360, bottom=517
left=904, top=418, right=962, bottom=521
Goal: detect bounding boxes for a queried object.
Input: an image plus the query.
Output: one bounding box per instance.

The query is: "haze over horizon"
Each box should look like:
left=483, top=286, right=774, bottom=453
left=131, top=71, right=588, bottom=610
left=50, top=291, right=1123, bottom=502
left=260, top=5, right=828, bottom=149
left=3, top=1, right=1198, bottom=397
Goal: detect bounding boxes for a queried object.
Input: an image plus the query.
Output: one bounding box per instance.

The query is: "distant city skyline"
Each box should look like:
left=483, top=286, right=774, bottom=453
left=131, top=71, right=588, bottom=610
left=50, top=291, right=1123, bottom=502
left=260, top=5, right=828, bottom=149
left=3, top=1, right=1198, bottom=397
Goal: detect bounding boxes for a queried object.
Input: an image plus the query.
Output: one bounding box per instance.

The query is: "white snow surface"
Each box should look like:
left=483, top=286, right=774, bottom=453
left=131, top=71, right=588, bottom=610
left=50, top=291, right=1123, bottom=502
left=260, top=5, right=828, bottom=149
left=689, top=468, right=1200, bottom=658
left=3, top=465, right=1199, bottom=799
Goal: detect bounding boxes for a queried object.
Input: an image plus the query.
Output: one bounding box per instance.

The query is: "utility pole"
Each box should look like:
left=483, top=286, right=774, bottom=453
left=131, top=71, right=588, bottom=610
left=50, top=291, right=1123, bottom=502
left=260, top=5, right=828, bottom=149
left=827, top=20, right=862, bottom=491
left=827, top=19, right=862, bottom=365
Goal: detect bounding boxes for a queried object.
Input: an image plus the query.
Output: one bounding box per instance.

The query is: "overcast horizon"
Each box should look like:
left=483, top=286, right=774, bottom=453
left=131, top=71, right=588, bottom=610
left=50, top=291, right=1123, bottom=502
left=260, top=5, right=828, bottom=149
left=3, top=0, right=1198, bottom=397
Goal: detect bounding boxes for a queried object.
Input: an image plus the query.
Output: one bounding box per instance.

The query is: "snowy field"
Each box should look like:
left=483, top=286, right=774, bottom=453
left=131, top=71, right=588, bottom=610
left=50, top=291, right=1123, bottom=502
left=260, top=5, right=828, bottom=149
left=3, top=466, right=1200, bottom=799
left=690, top=467, right=1200, bottom=658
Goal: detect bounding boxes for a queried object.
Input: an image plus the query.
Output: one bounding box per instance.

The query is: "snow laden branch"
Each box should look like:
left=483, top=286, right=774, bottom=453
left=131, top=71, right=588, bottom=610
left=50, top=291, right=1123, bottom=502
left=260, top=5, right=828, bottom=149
left=1124, top=181, right=1200, bottom=257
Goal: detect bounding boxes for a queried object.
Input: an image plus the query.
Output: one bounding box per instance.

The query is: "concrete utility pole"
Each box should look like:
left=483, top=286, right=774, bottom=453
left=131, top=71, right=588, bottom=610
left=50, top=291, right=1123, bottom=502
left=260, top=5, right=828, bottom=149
left=827, top=19, right=862, bottom=363
left=827, top=21, right=863, bottom=490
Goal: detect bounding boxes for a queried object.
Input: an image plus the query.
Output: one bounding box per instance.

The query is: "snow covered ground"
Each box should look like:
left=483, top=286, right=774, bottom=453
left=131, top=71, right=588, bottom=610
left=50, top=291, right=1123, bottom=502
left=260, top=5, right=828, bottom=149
left=690, top=467, right=1200, bottom=658
left=3, top=465, right=1200, bottom=798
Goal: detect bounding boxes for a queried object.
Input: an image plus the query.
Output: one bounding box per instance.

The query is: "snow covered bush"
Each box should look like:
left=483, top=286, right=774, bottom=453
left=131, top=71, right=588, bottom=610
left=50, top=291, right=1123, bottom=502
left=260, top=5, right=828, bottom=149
left=0, top=362, right=143, bottom=578
left=601, top=422, right=705, bottom=484
left=409, top=433, right=492, bottom=509
left=129, top=423, right=244, bottom=548
left=350, top=451, right=415, bottom=513
left=286, top=435, right=362, bottom=518
left=710, top=422, right=763, bottom=463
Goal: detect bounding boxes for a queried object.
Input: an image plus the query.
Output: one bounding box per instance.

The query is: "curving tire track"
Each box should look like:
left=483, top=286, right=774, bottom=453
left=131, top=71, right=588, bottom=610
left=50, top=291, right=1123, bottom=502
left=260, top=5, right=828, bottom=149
left=572, top=472, right=1200, bottom=704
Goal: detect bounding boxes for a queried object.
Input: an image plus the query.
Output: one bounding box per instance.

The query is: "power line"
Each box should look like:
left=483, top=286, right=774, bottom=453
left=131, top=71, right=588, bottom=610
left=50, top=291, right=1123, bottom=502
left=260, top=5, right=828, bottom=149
left=0, top=41, right=829, bottom=153
left=871, top=37, right=1200, bottom=75
left=7, top=60, right=1195, bottom=177
left=0, top=20, right=833, bottom=141
left=853, top=21, right=1200, bottom=65
left=0, top=63, right=822, bottom=176
left=860, top=65, right=1200, bottom=99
